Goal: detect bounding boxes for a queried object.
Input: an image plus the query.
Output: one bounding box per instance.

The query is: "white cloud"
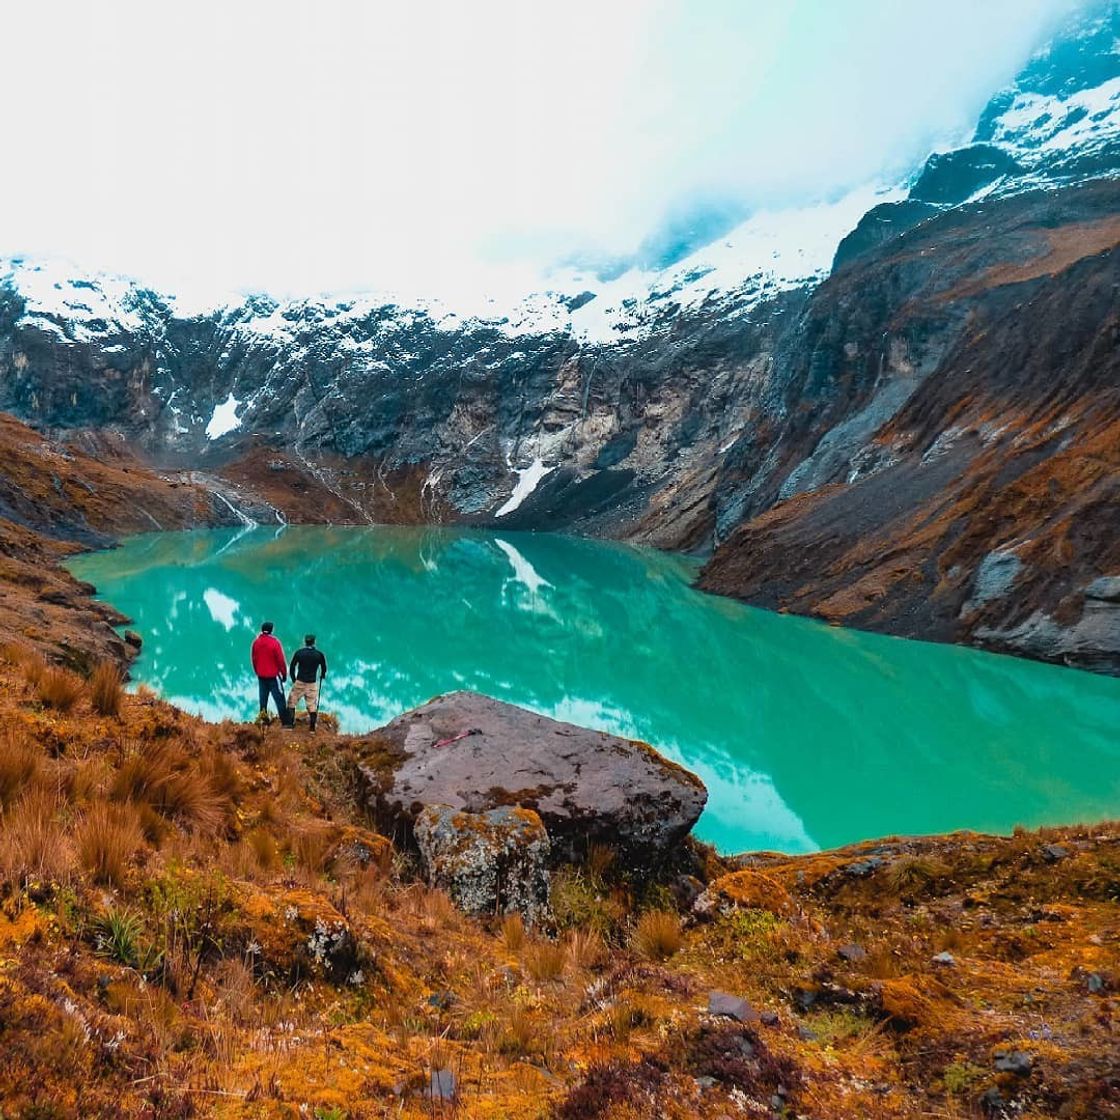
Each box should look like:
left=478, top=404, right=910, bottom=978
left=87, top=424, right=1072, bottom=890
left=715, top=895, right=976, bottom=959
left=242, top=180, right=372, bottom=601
left=0, top=0, right=1084, bottom=301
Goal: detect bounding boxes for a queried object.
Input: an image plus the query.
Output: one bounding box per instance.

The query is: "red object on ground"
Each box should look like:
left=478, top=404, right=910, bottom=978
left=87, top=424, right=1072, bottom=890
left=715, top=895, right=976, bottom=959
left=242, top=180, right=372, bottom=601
left=251, top=633, right=287, bottom=679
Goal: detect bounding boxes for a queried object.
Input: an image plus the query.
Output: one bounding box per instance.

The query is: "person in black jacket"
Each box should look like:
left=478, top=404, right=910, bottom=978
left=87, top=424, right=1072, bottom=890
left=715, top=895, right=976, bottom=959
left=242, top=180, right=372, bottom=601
left=286, top=634, right=328, bottom=731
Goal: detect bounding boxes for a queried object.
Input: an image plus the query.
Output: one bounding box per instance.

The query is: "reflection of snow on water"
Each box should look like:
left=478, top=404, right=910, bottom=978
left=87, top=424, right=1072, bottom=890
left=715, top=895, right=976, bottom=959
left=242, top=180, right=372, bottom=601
left=494, top=538, right=550, bottom=595
left=202, top=588, right=240, bottom=631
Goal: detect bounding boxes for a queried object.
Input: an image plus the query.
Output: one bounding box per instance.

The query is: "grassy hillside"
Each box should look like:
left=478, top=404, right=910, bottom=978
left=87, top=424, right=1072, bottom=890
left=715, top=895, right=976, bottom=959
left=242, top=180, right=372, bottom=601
left=0, top=644, right=1116, bottom=1118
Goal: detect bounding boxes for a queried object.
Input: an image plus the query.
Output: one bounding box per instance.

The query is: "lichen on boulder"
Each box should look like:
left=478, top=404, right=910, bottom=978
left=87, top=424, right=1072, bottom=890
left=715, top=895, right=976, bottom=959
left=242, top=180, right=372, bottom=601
left=414, top=804, right=552, bottom=924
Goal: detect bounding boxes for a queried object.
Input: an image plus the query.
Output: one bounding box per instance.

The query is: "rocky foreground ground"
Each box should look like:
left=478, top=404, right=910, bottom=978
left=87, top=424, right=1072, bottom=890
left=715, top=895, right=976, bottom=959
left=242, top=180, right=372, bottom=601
left=0, top=641, right=1117, bottom=1119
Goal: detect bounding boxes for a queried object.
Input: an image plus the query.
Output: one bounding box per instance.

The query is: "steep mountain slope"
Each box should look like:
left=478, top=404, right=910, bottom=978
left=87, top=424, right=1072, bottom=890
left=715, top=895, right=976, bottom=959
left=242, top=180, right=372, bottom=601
left=698, top=6, right=1120, bottom=671
left=0, top=4, right=1118, bottom=669
left=700, top=180, right=1120, bottom=671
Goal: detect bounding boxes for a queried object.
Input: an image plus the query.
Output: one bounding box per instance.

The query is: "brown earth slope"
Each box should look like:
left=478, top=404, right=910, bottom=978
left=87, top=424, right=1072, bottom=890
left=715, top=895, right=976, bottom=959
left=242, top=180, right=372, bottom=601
left=0, top=413, right=233, bottom=667
left=701, top=181, right=1120, bottom=672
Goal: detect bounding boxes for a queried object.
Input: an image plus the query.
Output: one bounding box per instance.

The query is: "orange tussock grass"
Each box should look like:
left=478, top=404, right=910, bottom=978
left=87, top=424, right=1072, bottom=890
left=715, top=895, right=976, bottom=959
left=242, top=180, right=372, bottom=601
left=632, top=910, right=682, bottom=961
left=36, top=665, right=85, bottom=712
left=76, top=801, right=144, bottom=886
left=500, top=912, right=526, bottom=952
left=290, top=818, right=335, bottom=874
left=566, top=927, right=607, bottom=971
left=110, top=740, right=227, bottom=833
left=0, top=728, right=43, bottom=809
left=522, top=938, right=567, bottom=981
left=87, top=662, right=125, bottom=718
left=0, top=787, right=74, bottom=886
left=245, top=828, right=282, bottom=873
left=19, top=651, right=48, bottom=690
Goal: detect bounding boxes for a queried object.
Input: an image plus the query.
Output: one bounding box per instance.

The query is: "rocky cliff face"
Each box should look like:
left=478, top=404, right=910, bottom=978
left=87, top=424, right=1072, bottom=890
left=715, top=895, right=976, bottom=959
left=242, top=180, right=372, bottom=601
left=0, top=4, right=1118, bottom=668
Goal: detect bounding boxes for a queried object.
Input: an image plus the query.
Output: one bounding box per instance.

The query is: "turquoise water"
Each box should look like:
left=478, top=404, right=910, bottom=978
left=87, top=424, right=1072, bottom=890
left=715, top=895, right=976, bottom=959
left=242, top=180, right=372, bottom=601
left=68, top=525, right=1120, bottom=855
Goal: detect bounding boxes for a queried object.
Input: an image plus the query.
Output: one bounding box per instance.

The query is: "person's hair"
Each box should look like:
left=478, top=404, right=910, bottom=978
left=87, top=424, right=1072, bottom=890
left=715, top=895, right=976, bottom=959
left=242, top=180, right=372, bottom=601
left=304, top=634, right=316, bottom=646
left=261, top=621, right=274, bottom=634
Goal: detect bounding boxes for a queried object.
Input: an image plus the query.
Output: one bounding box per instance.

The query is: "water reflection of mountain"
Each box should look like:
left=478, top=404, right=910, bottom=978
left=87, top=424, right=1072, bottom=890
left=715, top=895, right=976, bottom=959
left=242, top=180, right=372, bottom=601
left=70, top=527, right=1120, bottom=854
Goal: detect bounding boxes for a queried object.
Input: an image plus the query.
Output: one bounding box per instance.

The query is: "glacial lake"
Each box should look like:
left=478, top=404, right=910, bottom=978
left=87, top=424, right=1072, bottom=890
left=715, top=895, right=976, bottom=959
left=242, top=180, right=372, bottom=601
left=68, top=525, right=1120, bottom=855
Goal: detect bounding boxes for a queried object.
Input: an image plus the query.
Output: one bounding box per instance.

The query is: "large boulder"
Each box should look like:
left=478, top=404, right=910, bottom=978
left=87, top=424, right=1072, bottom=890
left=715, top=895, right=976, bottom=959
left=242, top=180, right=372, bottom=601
left=415, top=804, right=551, bottom=924
left=360, top=691, right=707, bottom=869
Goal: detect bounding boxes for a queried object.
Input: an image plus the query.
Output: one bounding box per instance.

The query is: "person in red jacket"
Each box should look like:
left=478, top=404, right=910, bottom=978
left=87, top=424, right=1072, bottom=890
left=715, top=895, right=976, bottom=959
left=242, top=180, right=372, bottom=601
left=250, top=621, right=288, bottom=723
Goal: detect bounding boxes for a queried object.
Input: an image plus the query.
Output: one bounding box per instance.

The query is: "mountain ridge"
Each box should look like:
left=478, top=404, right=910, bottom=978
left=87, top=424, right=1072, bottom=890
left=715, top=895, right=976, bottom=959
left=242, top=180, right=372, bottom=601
left=1, top=2, right=1118, bottom=670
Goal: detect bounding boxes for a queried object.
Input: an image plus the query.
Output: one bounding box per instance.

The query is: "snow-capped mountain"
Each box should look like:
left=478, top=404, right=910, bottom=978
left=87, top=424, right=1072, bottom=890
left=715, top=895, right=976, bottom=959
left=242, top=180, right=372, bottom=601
left=976, top=2, right=1120, bottom=182
left=1, top=2, right=1120, bottom=671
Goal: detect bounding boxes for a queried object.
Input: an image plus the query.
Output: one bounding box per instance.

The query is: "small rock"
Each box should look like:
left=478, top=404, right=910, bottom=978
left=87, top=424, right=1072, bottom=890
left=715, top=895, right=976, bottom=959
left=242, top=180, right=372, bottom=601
left=931, top=951, right=956, bottom=967
left=671, top=874, right=705, bottom=910
left=430, top=1068, right=456, bottom=1101
left=993, top=1049, right=1032, bottom=1076
left=979, top=1086, right=1003, bottom=1113
left=696, top=1076, right=717, bottom=1091
left=760, top=1010, right=780, bottom=1027
left=708, top=990, right=760, bottom=1023
left=797, top=1025, right=818, bottom=1042
left=838, top=943, right=868, bottom=963
left=1084, top=575, right=1120, bottom=603
left=847, top=857, right=886, bottom=877
left=1086, top=972, right=1105, bottom=994
left=123, top=630, right=143, bottom=649
left=427, top=991, right=455, bottom=1010
left=1041, top=843, right=1070, bottom=862
left=792, top=986, right=818, bottom=1012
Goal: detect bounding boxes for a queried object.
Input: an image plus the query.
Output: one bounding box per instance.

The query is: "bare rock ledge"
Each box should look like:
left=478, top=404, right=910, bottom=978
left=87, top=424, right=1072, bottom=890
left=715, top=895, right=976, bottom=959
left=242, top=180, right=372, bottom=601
left=359, top=691, right=708, bottom=869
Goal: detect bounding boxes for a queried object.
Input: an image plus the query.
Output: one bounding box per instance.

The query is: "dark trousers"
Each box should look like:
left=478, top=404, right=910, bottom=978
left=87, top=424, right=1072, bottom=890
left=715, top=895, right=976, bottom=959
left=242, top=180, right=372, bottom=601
left=257, top=675, right=286, bottom=716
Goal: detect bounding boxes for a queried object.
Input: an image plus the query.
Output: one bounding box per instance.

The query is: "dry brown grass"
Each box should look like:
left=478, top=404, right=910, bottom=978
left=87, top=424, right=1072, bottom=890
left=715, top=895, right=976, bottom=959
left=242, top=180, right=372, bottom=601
left=19, top=651, right=48, bottom=689
left=498, top=1005, right=538, bottom=1056
left=246, top=828, right=281, bottom=873
left=566, top=927, right=607, bottom=971
left=0, top=788, right=74, bottom=885
left=522, top=938, right=567, bottom=982
left=76, top=801, right=144, bottom=886
left=0, top=728, right=42, bottom=809
left=201, top=747, right=243, bottom=800
left=87, top=662, right=125, bottom=717
left=886, top=855, right=950, bottom=895
left=500, top=912, right=526, bottom=952
left=111, top=740, right=227, bottom=832
left=213, top=957, right=258, bottom=1025
left=587, top=842, right=616, bottom=879
left=36, top=666, right=85, bottom=712
left=0, top=641, right=35, bottom=668
left=290, top=818, right=335, bottom=874
left=632, top=910, right=682, bottom=961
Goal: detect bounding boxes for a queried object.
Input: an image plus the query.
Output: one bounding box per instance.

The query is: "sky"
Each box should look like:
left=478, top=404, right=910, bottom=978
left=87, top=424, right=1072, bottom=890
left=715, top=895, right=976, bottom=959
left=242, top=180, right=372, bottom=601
left=0, top=0, right=1087, bottom=302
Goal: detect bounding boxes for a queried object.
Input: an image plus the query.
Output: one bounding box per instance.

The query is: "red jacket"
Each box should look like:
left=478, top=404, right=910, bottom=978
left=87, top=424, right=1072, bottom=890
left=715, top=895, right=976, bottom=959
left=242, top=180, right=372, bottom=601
left=251, top=633, right=287, bottom=679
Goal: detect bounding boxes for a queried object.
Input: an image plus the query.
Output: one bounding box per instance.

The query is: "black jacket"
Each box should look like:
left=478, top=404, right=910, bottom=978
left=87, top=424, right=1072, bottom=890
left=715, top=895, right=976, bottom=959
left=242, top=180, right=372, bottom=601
left=290, top=646, right=327, bottom=684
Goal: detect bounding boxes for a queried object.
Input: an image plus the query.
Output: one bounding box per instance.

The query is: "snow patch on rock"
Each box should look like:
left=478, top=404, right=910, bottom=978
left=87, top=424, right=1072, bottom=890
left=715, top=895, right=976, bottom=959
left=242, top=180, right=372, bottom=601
left=495, top=457, right=553, bottom=517
left=206, top=393, right=242, bottom=440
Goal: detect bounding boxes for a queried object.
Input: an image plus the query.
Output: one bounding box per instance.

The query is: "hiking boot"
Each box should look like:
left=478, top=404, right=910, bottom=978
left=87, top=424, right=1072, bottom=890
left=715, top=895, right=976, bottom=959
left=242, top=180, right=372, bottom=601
left=309, top=712, right=318, bottom=732
left=282, top=707, right=296, bottom=729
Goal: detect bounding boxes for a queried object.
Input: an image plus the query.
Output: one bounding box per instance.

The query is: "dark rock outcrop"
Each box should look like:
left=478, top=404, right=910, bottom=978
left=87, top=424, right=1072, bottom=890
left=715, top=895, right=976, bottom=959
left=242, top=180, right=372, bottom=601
left=360, top=691, right=707, bottom=869
left=700, top=179, right=1120, bottom=674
